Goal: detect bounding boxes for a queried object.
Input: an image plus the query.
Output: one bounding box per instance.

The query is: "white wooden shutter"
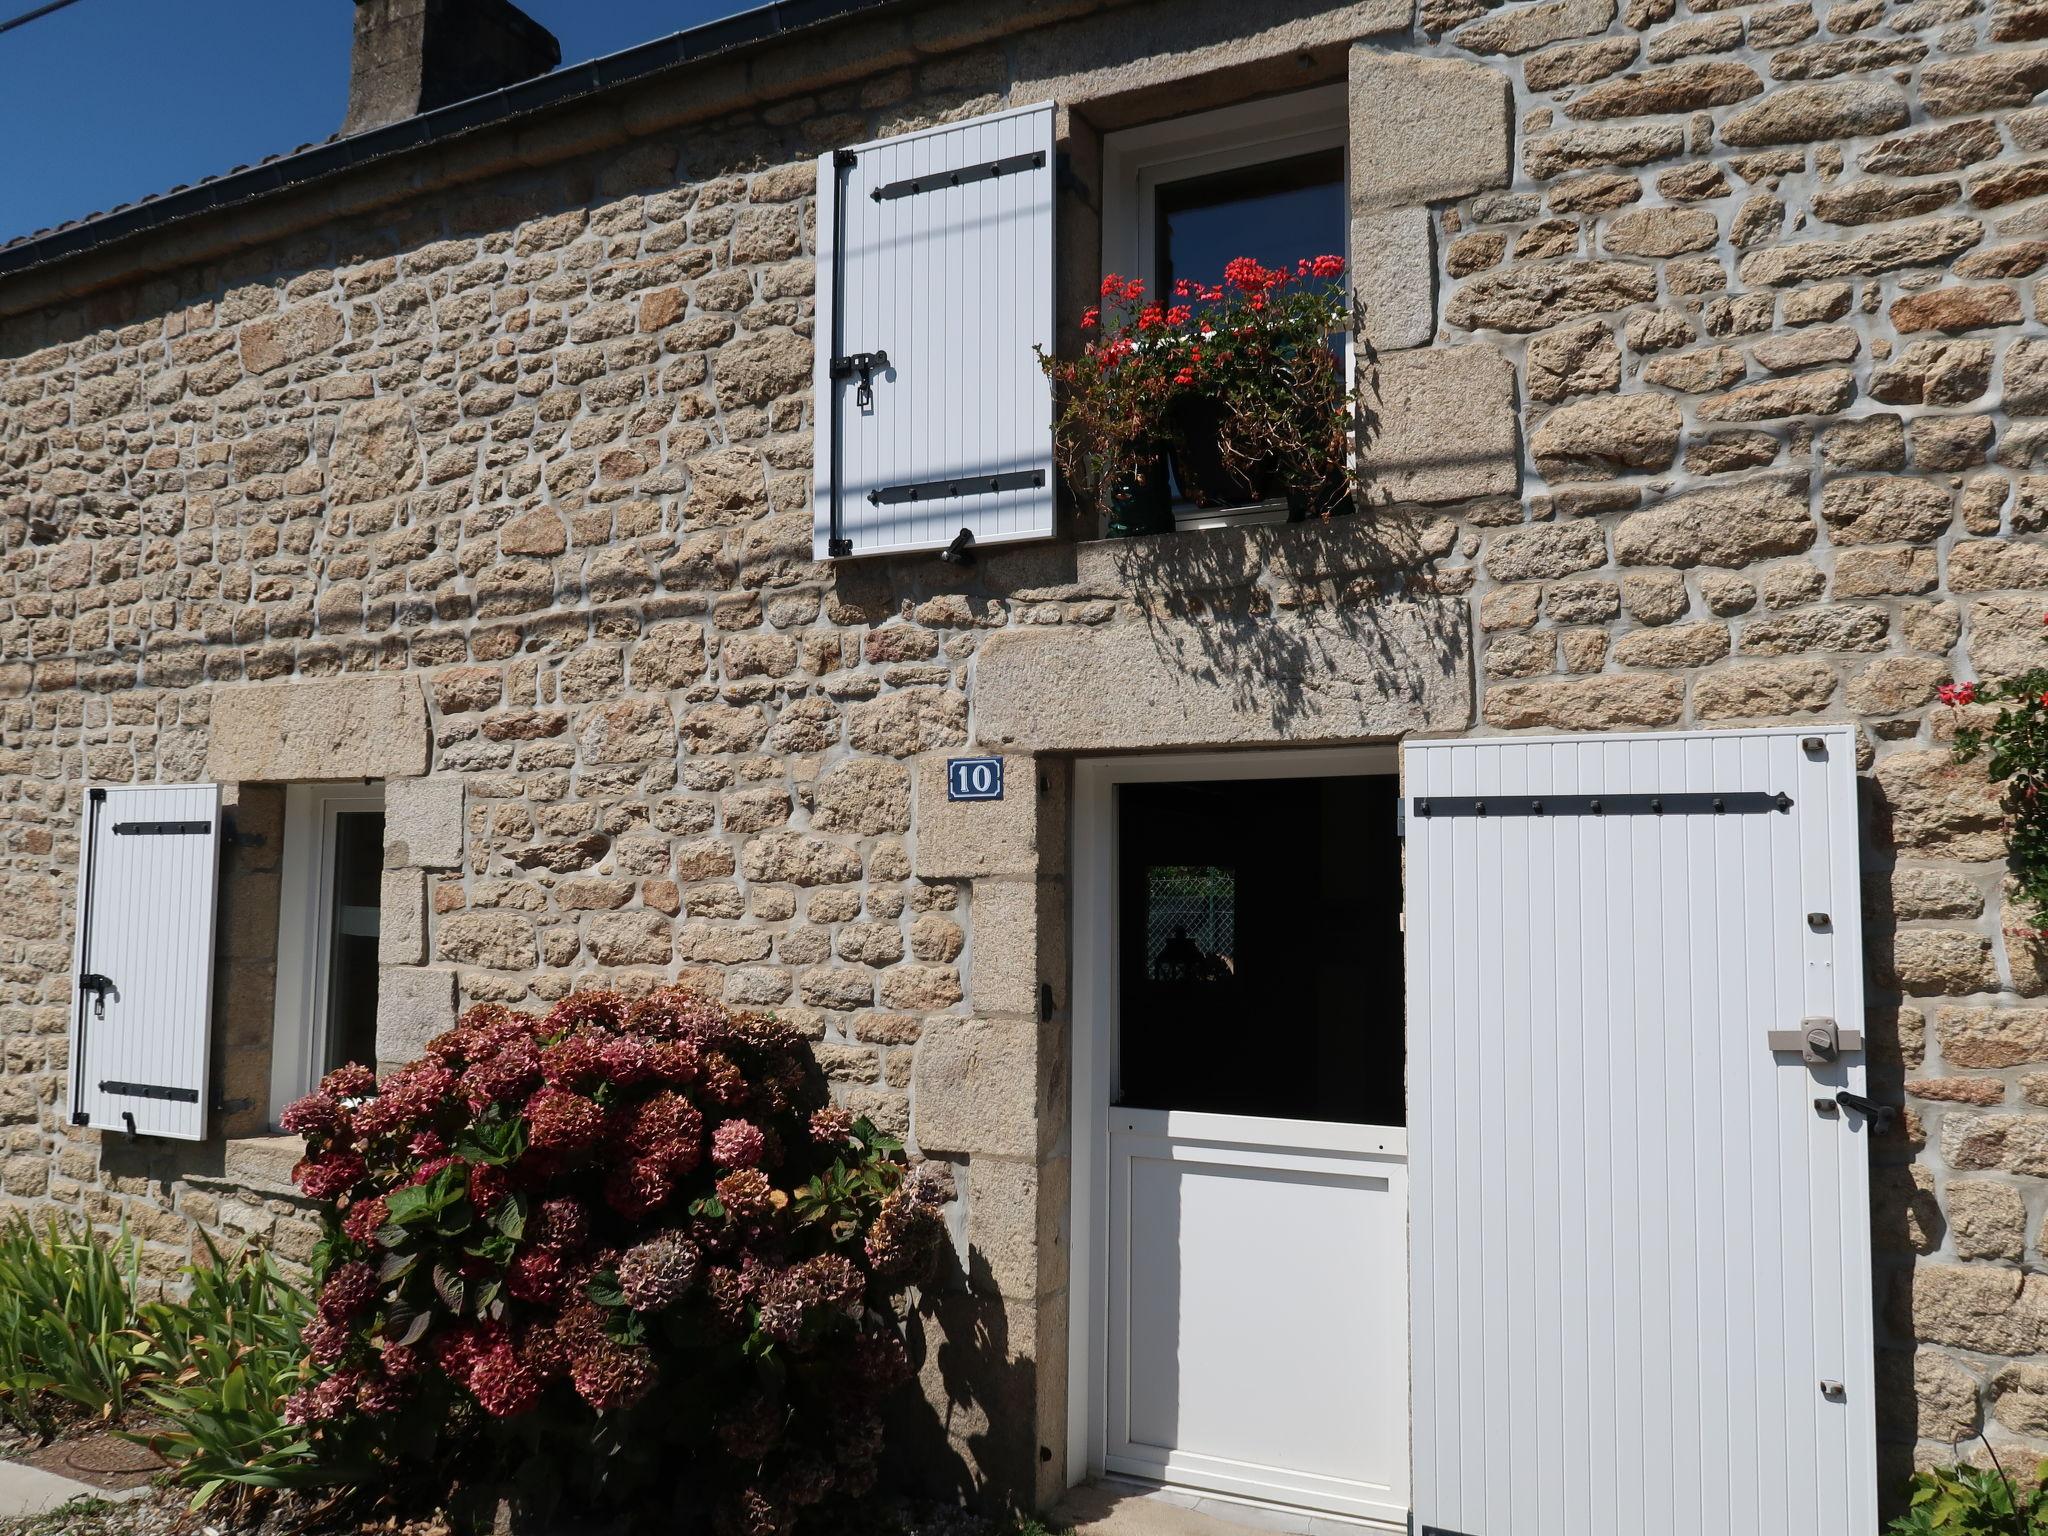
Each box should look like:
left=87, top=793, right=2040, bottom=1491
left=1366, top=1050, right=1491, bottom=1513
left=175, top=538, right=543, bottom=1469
left=1403, top=727, right=1873, bottom=1536
left=812, top=102, right=1056, bottom=560
left=67, top=784, right=222, bottom=1142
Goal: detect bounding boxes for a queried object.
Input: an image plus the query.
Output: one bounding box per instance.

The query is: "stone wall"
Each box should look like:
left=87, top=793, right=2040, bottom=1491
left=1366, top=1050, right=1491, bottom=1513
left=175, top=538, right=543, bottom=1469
left=0, top=0, right=2046, bottom=1508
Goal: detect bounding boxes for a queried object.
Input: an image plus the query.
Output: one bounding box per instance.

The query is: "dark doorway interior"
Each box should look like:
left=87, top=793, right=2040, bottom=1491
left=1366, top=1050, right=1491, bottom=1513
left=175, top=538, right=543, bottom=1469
left=1115, top=774, right=1404, bottom=1126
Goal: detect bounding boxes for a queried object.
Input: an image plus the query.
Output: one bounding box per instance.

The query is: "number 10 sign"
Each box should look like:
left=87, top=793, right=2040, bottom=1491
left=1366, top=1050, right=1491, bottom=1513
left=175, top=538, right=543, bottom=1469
left=946, top=756, right=1004, bottom=802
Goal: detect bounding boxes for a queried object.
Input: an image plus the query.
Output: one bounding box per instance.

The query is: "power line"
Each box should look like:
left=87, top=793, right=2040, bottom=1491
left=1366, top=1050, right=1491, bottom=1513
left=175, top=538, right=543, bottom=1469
left=0, top=0, right=87, bottom=37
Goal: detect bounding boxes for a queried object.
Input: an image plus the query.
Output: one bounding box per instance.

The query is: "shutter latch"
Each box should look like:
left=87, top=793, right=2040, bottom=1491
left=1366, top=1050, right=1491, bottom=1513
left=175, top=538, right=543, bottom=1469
left=78, top=973, right=115, bottom=1020
left=831, top=349, right=890, bottom=409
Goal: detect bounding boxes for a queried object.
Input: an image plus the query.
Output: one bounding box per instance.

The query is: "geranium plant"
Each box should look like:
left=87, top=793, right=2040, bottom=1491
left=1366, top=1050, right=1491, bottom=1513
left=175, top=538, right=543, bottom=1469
left=1946, top=645, right=2048, bottom=937
left=279, top=988, right=950, bottom=1534
left=1038, top=255, right=1359, bottom=535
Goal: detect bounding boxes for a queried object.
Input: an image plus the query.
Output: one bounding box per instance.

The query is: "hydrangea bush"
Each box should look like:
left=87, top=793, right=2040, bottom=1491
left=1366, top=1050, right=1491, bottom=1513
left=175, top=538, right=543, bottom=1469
left=280, top=988, right=951, bottom=1534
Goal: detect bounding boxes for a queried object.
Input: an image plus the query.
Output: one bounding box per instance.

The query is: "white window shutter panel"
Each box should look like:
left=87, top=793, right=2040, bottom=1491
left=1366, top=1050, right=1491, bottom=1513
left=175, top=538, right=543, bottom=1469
left=1402, top=727, right=1874, bottom=1536
left=813, top=102, right=1056, bottom=560
left=68, top=784, right=222, bottom=1142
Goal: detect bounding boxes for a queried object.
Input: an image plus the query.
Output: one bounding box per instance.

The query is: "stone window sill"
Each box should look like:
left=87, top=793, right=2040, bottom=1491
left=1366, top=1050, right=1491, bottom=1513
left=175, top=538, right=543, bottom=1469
left=222, top=1133, right=305, bottom=1194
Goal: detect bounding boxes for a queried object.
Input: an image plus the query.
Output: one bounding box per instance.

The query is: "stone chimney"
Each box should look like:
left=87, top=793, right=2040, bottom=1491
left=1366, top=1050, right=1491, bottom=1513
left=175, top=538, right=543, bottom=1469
left=341, top=0, right=562, bottom=136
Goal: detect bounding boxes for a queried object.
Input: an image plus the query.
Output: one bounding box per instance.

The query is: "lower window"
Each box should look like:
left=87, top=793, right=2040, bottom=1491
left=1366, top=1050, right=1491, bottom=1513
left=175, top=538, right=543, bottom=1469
left=268, top=783, right=384, bottom=1121
left=1115, top=773, right=1403, bottom=1125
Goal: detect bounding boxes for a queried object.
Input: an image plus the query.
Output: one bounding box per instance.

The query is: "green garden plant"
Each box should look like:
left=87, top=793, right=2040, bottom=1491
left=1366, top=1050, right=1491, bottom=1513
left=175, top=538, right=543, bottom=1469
left=1892, top=1459, right=2048, bottom=1534
left=0, top=1215, right=149, bottom=1434
left=131, top=1238, right=334, bottom=1509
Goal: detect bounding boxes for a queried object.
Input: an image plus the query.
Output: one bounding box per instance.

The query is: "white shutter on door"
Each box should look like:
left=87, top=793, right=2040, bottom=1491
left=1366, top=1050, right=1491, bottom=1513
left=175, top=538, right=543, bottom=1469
left=1403, top=727, right=1874, bottom=1536
left=812, top=102, right=1056, bottom=560
left=67, top=784, right=222, bottom=1142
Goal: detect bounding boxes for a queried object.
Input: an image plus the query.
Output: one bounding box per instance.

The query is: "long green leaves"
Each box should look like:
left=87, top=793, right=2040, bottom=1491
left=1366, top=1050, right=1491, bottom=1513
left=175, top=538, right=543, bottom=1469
left=0, top=1215, right=150, bottom=1433
left=130, top=1238, right=334, bottom=1508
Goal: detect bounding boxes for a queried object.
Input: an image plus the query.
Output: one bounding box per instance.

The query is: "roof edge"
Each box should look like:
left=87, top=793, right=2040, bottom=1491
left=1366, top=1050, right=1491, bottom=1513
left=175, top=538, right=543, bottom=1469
left=0, top=0, right=901, bottom=284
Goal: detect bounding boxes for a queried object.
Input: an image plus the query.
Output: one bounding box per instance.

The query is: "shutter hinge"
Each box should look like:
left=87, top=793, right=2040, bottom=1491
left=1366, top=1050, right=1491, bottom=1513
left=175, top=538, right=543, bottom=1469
left=941, top=527, right=976, bottom=566
left=827, top=537, right=854, bottom=558
left=834, top=149, right=858, bottom=169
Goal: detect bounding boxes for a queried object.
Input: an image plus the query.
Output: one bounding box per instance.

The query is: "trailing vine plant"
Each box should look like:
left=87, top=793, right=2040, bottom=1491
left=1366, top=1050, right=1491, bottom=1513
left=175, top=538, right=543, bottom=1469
left=1946, top=652, right=2048, bottom=938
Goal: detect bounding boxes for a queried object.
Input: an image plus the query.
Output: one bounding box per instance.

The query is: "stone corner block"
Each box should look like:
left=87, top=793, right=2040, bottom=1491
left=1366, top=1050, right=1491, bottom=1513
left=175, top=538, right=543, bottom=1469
left=384, top=775, right=464, bottom=870
left=374, top=965, right=458, bottom=1064
left=1349, top=49, right=1513, bottom=213
left=970, top=879, right=1066, bottom=1021
left=914, top=754, right=1045, bottom=880
left=1358, top=342, right=1521, bottom=505
left=913, top=1017, right=1041, bottom=1159
left=1352, top=207, right=1436, bottom=351
left=205, top=676, right=429, bottom=784
left=378, top=868, right=428, bottom=966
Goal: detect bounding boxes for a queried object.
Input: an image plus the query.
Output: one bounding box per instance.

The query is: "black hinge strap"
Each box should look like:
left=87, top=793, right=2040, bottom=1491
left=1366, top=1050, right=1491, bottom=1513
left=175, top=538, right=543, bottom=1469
left=112, top=820, right=210, bottom=835
left=869, top=469, right=1045, bottom=507
left=871, top=151, right=1045, bottom=201
left=1413, top=791, right=1793, bottom=818
left=98, top=1080, right=199, bottom=1104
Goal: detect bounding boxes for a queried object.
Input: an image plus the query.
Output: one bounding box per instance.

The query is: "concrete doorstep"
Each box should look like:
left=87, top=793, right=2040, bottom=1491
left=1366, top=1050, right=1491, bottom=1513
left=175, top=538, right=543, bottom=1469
left=1050, top=1481, right=1384, bottom=1536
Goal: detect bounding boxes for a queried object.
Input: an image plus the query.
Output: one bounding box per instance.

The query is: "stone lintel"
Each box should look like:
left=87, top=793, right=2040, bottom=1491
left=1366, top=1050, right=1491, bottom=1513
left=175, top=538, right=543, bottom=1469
left=205, top=677, right=429, bottom=784
left=972, top=583, right=1473, bottom=753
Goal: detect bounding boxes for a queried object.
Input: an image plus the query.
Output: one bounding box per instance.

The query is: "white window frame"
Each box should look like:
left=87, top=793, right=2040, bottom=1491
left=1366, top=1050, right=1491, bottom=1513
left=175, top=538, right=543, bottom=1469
left=268, top=782, right=385, bottom=1123
left=1100, top=85, right=1352, bottom=532
left=1066, top=746, right=1400, bottom=1501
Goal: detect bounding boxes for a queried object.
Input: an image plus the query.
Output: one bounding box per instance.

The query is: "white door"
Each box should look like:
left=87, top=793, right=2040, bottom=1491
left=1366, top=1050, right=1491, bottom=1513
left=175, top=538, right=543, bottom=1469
left=1078, top=753, right=1411, bottom=1527
left=1404, top=726, right=1874, bottom=1536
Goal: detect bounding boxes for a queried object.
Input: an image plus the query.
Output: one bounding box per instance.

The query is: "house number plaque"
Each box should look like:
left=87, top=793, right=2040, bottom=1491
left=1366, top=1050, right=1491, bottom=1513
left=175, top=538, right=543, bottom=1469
left=946, top=757, right=1004, bottom=802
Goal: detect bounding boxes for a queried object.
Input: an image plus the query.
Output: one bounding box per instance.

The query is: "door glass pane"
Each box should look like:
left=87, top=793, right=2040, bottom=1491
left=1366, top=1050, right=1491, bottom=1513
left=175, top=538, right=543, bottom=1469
left=1116, top=775, right=1403, bottom=1125
left=325, top=811, right=383, bottom=1073
left=1154, top=147, right=1345, bottom=298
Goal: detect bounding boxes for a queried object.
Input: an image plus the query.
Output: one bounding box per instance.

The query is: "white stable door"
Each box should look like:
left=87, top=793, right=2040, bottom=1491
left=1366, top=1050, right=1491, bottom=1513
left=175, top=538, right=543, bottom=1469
left=1404, top=726, right=1874, bottom=1536
left=1079, top=753, right=1411, bottom=1528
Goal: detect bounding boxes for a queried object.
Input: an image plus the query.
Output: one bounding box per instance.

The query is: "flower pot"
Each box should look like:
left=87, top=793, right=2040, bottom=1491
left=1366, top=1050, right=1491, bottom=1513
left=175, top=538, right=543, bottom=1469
left=1167, top=394, right=1280, bottom=508
left=1104, top=454, right=1175, bottom=538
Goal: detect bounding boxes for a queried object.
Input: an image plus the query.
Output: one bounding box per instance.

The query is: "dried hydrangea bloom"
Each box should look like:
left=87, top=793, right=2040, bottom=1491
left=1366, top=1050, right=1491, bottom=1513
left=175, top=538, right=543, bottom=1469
left=319, top=1063, right=377, bottom=1101
left=339, top=1194, right=389, bottom=1247
left=301, top=1314, right=354, bottom=1367
left=547, top=991, right=628, bottom=1035
left=711, top=1118, right=766, bottom=1170
left=506, top=1246, right=569, bottom=1305
left=280, top=1090, right=347, bottom=1140
left=525, top=1087, right=607, bottom=1151
left=292, top=1150, right=366, bottom=1202
left=528, top=1196, right=591, bottom=1253
left=317, top=1259, right=379, bottom=1322
left=617, top=1232, right=701, bottom=1312
left=604, top=1154, right=674, bottom=1220
left=539, top=1031, right=603, bottom=1087
left=715, top=1168, right=777, bottom=1224
left=467, top=1341, right=543, bottom=1418
left=807, top=1106, right=855, bottom=1148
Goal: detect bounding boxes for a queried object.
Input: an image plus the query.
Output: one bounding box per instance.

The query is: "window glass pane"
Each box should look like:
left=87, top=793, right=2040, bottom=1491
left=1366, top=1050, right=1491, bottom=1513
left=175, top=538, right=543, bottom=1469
left=325, top=811, right=383, bottom=1074
left=1154, top=147, right=1345, bottom=297
left=1116, top=775, right=1403, bottom=1126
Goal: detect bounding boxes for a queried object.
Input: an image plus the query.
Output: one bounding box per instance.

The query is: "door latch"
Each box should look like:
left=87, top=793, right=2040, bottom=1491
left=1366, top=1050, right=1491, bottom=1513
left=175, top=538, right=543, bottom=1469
left=1767, top=1017, right=1862, bottom=1065
left=78, top=973, right=115, bottom=1020
left=831, top=349, right=890, bottom=409
left=1833, top=1090, right=1895, bottom=1134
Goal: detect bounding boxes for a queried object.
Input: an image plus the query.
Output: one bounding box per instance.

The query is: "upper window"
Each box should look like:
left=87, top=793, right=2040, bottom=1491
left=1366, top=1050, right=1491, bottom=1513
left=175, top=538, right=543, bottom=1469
left=269, top=783, right=384, bottom=1122
left=1101, top=86, right=1349, bottom=529
left=1154, top=147, right=1345, bottom=304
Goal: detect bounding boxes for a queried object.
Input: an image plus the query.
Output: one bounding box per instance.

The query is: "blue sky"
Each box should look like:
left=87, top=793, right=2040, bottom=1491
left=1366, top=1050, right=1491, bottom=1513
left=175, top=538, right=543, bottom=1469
left=0, top=0, right=755, bottom=243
